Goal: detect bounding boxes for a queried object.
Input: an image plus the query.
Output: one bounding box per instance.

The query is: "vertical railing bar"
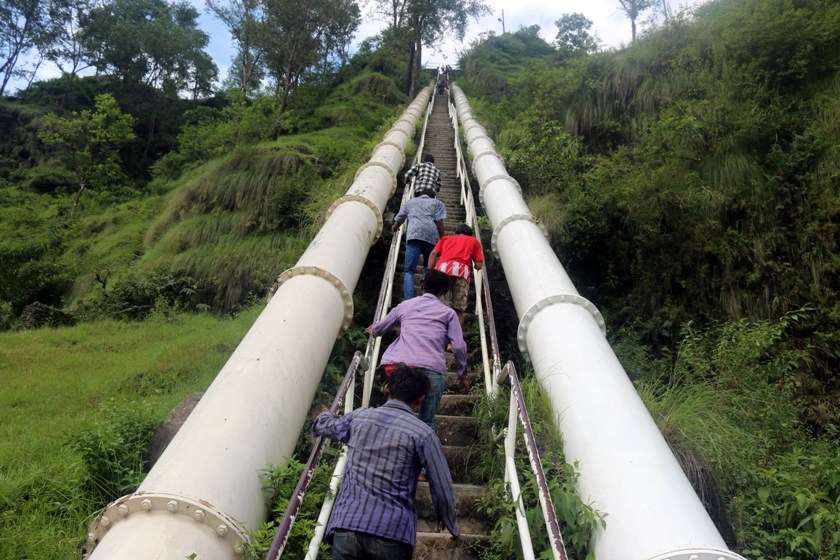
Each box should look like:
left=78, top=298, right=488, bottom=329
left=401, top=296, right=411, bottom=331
left=506, top=388, right=537, bottom=560
left=508, top=360, right=568, bottom=560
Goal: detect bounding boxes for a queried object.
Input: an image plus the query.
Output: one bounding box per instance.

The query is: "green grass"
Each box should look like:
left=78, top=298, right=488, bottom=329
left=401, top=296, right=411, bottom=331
left=0, top=308, right=261, bottom=558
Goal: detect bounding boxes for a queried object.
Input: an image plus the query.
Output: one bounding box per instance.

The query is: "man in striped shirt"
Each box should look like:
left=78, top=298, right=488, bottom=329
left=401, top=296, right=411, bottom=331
left=313, top=365, right=460, bottom=560
left=428, top=224, right=484, bottom=326
left=404, top=154, right=441, bottom=197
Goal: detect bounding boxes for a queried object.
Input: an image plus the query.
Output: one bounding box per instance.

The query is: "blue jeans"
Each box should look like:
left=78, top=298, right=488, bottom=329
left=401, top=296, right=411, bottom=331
left=418, top=369, right=444, bottom=430
left=332, top=530, right=412, bottom=560
left=403, top=239, right=434, bottom=300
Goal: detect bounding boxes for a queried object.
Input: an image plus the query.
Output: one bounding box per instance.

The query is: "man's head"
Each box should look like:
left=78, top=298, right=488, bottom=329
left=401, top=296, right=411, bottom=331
left=423, top=269, right=450, bottom=297
left=423, top=154, right=435, bottom=164
left=455, top=224, right=474, bottom=237
left=385, top=363, right=430, bottom=410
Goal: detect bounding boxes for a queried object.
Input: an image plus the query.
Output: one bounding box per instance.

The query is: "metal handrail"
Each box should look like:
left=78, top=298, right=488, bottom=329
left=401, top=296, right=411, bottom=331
left=265, top=352, right=366, bottom=560
left=448, top=89, right=568, bottom=560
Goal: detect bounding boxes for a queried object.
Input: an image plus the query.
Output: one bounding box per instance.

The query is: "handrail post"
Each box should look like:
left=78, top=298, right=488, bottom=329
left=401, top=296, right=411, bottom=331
left=505, top=374, right=537, bottom=560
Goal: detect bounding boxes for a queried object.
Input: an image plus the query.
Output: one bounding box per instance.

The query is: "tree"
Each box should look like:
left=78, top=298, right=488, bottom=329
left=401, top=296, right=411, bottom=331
left=39, top=93, right=136, bottom=216
left=403, top=0, right=490, bottom=97
left=207, top=0, right=266, bottom=99
left=555, top=13, right=598, bottom=55
left=80, top=0, right=216, bottom=159
left=44, top=0, right=100, bottom=109
left=0, top=0, right=68, bottom=96
left=260, top=0, right=360, bottom=139
left=617, top=0, right=654, bottom=42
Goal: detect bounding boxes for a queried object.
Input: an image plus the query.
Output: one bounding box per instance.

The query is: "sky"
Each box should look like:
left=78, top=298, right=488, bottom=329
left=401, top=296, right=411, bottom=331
left=9, top=0, right=703, bottom=94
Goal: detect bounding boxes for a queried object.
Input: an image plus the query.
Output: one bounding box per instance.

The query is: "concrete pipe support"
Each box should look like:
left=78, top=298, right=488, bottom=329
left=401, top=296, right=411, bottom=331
left=86, top=87, right=432, bottom=559
left=452, top=86, right=744, bottom=560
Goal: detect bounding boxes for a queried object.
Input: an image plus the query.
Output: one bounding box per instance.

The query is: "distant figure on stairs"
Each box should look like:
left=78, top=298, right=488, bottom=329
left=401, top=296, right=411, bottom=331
left=366, top=270, right=469, bottom=431
left=404, top=153, right=441, bottom=198
left=428, top=224, right=484, bottom=326
left=393, top=187, right=446, bottom=301
left=312, top=364, right=460, bottom=560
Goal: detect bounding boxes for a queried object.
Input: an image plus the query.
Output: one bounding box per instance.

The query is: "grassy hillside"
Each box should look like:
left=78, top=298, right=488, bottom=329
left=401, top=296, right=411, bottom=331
left=457, top=0, right=840, bottom=557
left=0, top=308, right=260, bottom=558
left=0, top=37, right=416, bottom=557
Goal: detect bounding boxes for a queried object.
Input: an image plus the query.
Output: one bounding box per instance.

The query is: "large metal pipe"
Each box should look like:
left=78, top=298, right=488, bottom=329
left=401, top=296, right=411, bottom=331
left=85, top=87, right=432, bottom=559
left=452, top=86, right=744, bottom=560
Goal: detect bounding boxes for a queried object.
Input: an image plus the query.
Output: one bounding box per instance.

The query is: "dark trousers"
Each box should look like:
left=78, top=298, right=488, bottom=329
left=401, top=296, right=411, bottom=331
left=332, top=530, right=413, bottom=560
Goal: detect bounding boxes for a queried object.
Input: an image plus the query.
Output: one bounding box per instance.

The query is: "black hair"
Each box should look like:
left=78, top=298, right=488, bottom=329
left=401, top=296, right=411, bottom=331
left=455, top=224, right=473, bottom=236
left=423, top=154, right=435, bottom=164
left=423, top=269, right=450, bottom=297
left=387, top=364, right=431, bottom=404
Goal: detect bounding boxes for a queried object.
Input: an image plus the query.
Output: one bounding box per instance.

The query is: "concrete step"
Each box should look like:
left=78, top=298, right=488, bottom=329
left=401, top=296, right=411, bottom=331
left=435, top=415, right=479, bottom=447
left=415, top=483, right=490, bottom=520
left=441, top=445, right=485, bottom=482
left=414, top=532, right=491, bottom=560
left=438, top=394, right=482, bottom=416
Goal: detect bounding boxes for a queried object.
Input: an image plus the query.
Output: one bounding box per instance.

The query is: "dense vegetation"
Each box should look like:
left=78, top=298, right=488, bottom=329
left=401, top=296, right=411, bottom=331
left=457, top=0, right=840, bottom=557
left=3, top=0, right=840, bottom=558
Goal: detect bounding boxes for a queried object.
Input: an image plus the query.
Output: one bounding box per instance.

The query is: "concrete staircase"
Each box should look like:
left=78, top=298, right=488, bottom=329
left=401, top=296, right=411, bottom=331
left=413, top=378, right=492, bottom=560
left=398, top=90, right=469, bottom=299
left=394, top=92, right=494, bottom=559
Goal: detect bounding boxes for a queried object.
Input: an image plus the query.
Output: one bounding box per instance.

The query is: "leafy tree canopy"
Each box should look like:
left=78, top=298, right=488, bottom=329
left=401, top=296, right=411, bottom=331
left=39, top=92, right=136, bottom=216
left=80, top=0, right=217, bottom=96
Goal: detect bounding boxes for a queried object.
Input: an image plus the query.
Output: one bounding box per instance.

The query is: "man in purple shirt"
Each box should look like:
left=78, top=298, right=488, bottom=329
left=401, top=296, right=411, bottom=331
left=366, top=270, right=469, bottom=430
left=313, top=365, right=460, bottom=560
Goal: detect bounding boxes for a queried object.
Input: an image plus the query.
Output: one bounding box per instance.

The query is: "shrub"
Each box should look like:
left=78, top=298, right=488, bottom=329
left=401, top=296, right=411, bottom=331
left=99, top=270, right=203, bottom=320
left=71, top=399, right=158, bottom=503
left=26, top=166, right=76, bottom=194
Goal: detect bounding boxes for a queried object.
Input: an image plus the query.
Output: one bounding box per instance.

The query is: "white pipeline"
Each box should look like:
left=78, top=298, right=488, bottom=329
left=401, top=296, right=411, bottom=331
left=452, top=86, right=745, bottom=560
left=85, top=87, right=432, bottom=560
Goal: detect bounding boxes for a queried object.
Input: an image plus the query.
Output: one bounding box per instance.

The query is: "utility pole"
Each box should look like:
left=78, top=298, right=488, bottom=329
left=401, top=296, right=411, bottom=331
left=497, top=9, right=505, bottom=34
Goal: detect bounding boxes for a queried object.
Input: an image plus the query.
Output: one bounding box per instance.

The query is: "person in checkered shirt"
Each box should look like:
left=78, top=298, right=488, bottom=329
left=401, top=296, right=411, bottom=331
left=404, top=154, right=441, bottom=197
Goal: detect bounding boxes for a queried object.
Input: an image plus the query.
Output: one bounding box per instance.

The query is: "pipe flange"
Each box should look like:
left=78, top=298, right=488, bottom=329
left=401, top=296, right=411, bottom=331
left=490, top=213, right=548, bottom=257
left=470, top=150, right=503, bottom=176
left=517, top=294, right=606, bottom=359
left=394, top=117, right=417, bottom=133
left=373, top=139, right=406, bottom=168
left=479, top=174, right=522, bottom=206
left=354, top=161, right=397, bottom=193
left=385, top=126, right=412, bottom=145
left=86, top=492, right=248, bottom=557
left=275, top=265, right=354, bottom=334
left=462, top=119, right=485, bottom=138
left=646, top=548, right=747, bottom=560
left=325, top=194, right=383, bottom=241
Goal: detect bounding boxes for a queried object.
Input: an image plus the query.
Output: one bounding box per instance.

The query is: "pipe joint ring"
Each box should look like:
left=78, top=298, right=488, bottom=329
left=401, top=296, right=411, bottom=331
left=275, top=266, right=354, bottom=335
left=354, top=161, right=397, bottom=193
left=470, top=149, right=503, bottom=176
left=479, top=174, right=522, bottom=206
left=517, top=294, right=607, bottom=359
left=86, top=492, right=248, bottom=556
left=325, top=195, right=384, bottom=241
left=646, top=548, right=747, bottom=560
left=462, top=120, right=485, bottom=137
left=385, top=126, right=412, bottom=145
left=373, top=139, right=406, bottom=168
left=490, top=213, right=548, bottom=257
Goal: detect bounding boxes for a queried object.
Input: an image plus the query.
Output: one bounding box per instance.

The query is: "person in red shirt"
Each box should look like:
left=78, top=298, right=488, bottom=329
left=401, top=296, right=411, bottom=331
left=427, top=224, right=484, bottom=326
